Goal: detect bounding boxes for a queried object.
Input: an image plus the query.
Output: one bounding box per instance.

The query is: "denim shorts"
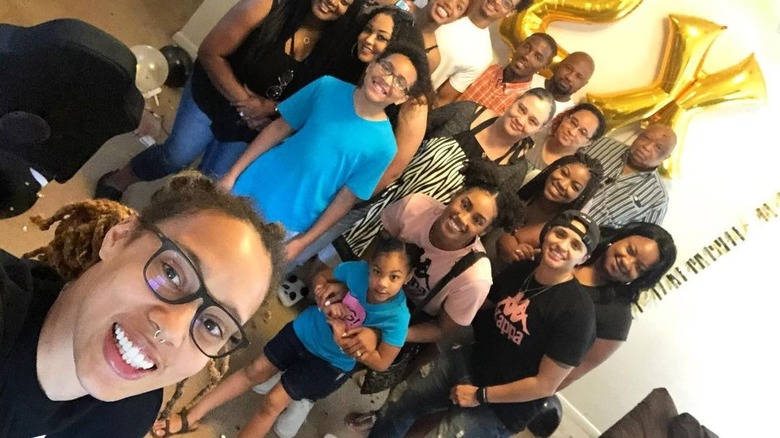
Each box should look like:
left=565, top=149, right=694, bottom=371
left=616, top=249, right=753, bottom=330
left=264, top=322, right=352, bottom=401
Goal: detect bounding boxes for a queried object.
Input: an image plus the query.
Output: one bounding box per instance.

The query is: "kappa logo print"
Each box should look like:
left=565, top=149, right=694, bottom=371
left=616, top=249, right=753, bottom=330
left=494, top=292, right=531, bottom=345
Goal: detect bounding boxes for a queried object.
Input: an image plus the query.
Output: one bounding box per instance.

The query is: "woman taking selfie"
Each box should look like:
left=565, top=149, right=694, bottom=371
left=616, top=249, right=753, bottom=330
left=2, top=172, right=285, bottom=437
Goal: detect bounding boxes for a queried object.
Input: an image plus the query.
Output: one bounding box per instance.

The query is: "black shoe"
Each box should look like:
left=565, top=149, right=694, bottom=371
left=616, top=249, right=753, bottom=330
left=94, top=170, right=124, bottom=201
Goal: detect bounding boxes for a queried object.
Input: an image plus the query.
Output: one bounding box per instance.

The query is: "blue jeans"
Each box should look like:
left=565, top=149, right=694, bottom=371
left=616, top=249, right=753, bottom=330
left=129, top=81, right=248, bottom=180
left=368, top=345, right=512, bottom=438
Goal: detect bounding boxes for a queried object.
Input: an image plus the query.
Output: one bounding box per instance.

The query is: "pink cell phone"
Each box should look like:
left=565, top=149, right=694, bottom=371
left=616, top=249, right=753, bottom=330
left=340, top=292, right=366, bottom=330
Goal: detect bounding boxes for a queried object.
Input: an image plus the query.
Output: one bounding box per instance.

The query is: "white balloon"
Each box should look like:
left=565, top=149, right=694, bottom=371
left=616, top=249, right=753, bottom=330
left=130, top=45, right=169, bottom=95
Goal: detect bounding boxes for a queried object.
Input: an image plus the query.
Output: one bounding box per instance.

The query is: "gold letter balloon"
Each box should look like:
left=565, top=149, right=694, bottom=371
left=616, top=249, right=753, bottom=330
left=501, top=4, right=767, bottom=178
left=587, top=14, right=767, bottom=178
left=499, top=0, right=644, bottom=66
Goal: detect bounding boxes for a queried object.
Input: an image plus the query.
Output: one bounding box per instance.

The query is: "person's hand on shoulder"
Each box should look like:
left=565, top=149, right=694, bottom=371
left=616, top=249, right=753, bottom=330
left=217, top=173, right=237, bottom=192
left=497, top=234, right=540, bottom=263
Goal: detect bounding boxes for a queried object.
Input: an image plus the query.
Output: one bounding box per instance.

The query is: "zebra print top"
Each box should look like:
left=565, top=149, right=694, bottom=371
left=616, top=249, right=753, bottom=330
left=337, top=118, right=529, bottom=259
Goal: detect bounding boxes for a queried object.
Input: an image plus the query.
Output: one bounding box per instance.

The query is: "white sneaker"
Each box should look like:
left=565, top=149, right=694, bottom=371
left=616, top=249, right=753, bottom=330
left=252, top=371, right=283, bottom=395
left=274, top=398, right=315, bottom=438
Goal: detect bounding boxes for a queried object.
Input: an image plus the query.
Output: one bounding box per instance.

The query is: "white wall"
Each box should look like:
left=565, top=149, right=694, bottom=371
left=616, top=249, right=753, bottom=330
left=175, top=0, right=780, bottom=434
left=564, top=223, right=780, bottom=437
left=173, top=0, right=240, bottom=58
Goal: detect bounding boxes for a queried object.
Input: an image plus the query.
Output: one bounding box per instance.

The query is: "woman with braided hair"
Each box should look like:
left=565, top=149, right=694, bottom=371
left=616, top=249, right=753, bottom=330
left=0, top=171, right=286, bottom=437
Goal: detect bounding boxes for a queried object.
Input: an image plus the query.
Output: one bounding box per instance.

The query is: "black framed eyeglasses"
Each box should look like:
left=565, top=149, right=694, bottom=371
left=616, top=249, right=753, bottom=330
left=375, top=58, right=410, bottom=95
left=141, top=220, right=249, bottom=358
left=265, top=69, right=295, bottom=100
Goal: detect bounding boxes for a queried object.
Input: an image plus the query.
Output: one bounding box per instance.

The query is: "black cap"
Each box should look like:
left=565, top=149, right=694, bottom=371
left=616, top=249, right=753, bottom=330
left=539, top=210, right=600, bottom=255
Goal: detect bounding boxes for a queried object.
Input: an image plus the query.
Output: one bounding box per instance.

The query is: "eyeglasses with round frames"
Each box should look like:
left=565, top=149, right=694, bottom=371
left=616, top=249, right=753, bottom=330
left=564, top=114, right=594, bottom=141
left=375, top=58, right=410, bottom=95
left=141, top=220, right=248, bottom=359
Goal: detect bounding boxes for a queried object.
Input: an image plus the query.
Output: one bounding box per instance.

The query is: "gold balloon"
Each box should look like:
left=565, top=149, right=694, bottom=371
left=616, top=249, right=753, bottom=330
left=499, top=5, right=769, bottom=179
left=649, top=54, right=767, bottom=178
left=499, top=0, right=644, bottom=68
left=587, top=14, right=767, bottom=178
left=672, top=54, right=766, bottom=111
left=587, top=14, right=726, bottom=135
left=586, top=85, right=671, bottom=133
left=656, top=15, right=726, bottom=97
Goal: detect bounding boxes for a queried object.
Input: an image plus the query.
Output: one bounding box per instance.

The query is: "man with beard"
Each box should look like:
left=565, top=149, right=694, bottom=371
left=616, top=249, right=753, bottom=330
left=543, top=51, right=595, bottom=116
left=455, top=32, right=557, bottom=114
left=583, top=124, right=678, bottom=227
left=432, top=0, right=533, bottom=108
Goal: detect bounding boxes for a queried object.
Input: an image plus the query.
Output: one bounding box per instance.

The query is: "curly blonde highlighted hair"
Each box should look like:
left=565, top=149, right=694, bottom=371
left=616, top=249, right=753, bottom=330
left=23, top=199, right=137, bottom=280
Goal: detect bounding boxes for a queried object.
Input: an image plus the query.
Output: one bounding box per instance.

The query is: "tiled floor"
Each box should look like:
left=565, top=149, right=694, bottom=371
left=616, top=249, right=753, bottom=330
left=0, top=2, right=592, bottom=437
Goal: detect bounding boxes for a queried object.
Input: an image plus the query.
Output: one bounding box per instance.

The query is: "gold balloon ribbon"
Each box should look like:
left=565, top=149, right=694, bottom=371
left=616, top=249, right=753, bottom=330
left=499, top=0, right=644, bottom=68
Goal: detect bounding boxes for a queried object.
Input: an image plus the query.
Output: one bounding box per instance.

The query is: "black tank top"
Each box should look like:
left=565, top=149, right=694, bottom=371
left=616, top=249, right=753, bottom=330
left=454, top=113, right=530, bottom=193
left=191, top=25, right=303, bottom=142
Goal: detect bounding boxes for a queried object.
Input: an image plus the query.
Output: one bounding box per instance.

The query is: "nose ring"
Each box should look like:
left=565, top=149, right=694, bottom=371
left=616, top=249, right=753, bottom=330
left=153, top=329, right=166, bottom=344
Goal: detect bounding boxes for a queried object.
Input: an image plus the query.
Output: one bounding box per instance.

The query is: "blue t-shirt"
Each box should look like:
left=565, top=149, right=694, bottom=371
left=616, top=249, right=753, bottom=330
left=233, top=76, right=396, bottom=232
left=293, top=261, right=410, bottom=371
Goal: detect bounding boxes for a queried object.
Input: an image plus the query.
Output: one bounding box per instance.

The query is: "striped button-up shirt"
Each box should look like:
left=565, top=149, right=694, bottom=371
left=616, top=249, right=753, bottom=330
left=583, top=137, right=669, bottom=227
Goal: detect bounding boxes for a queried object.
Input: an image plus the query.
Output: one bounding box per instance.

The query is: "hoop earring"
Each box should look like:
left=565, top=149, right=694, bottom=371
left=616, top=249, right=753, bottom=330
left=351, top=42, right=358, bottom=58
left=153, top=329, right=166, bottom=344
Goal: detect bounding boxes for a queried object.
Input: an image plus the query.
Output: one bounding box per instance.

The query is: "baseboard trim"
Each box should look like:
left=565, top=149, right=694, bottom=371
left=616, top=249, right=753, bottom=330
left=559, top=394, right=601, bottom=437
left=172, top=31, right=198, bottom=60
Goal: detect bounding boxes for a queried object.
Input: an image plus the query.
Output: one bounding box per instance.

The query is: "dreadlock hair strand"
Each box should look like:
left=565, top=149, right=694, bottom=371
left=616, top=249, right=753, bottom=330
left=23, top=199, right=137, bottom=280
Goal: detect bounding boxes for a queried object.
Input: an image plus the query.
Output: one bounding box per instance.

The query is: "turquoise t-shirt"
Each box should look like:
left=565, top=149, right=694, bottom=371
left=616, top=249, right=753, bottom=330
left=233, top=76, right=396, bottom=232
left=293, top=261, right=410, bottom=372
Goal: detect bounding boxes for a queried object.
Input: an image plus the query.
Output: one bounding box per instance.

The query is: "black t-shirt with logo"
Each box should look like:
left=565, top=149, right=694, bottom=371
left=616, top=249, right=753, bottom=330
left=1, top=250, right=161, bottom=437
left=471, top=260, right=596, bottom=432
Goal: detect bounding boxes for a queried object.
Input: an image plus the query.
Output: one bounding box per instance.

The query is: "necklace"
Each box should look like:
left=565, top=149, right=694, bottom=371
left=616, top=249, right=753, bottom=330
left=515, top=270, right=556, bottom=302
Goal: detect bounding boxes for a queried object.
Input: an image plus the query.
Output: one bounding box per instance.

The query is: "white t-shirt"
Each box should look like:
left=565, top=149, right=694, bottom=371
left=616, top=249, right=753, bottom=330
left=554, top=98, right=575, bottom=117
left=530, top=74, right=546, bottom=90
left=431, top=17, right=493, bottom=92
left=381, top=194, right=493, bottom=326
left=530, top=75, right=576, bottom=117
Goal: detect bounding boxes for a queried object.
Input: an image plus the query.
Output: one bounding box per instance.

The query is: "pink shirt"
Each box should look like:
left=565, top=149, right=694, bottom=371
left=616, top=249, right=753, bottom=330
left=381, top=194, right=493, bottom=326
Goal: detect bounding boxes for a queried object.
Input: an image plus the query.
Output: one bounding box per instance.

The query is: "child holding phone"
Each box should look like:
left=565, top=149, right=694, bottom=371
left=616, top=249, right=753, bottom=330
left=153, top=234, right=418, bottom=437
